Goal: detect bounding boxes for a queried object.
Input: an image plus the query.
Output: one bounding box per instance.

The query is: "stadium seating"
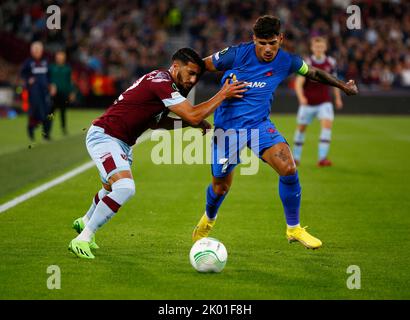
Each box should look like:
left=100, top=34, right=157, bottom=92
left=0, top=0, right=409, bottom=92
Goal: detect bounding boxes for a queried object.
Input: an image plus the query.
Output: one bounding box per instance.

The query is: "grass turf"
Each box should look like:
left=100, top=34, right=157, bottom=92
left=0, top=110, right=101, bottom=202
left=0, top=112, right=409, bottom=299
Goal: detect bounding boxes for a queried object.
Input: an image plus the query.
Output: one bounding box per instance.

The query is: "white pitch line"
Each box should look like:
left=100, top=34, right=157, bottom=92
left=0, top=129, right=161, bottom=214
left=0, top=161, right=95, bottom=214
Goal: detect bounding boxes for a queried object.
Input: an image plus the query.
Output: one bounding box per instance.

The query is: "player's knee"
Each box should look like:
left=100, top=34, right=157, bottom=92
left=111, top=178, right=135, bottom=202
left=298, top=125, right=307, bottom=133
left=213, top=183, right=230, bottom=196
left=102, top=183, right=112, bottom=192
left=280, top=163, right=297, bottom=176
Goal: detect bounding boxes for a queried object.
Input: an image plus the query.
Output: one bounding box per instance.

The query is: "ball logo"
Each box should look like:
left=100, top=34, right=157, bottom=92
left=190, top=238, right=228, bottom=273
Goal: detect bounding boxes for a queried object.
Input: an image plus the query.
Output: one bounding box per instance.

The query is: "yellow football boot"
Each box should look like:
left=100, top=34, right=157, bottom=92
left=192, top=213, right=216, bottom=242
left=286, top=225, right=322, bottom=249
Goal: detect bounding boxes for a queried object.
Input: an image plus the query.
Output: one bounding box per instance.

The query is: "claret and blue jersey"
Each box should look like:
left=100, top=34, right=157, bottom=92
left=212, top=41, right=307, bottom=129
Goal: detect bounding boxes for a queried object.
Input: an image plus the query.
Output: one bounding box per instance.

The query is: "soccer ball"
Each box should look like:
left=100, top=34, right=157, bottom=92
left=189, top=237, right=228, bottom=273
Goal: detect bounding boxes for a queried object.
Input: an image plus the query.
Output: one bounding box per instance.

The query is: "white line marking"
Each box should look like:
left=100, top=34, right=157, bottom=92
left=0, top=162, right=94, bottom=214
left=0, top=129, right=161, bottom=214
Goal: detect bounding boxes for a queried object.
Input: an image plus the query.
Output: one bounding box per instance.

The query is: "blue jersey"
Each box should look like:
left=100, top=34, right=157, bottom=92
left=21, top=58, right=51, bottom=120
left=212, top=42, right=307, bottom=129
left=21, top=58, right=50, bottom=95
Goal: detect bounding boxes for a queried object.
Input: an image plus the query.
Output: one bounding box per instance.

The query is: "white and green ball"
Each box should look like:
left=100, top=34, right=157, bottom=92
left=190, top=237, right=228, bottom=273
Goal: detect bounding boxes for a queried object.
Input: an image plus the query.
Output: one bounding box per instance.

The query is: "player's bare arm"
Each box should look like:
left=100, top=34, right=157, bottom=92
left=203, top=56, right=218, bottom=72
left=294, top=75, right=307, bottom=105
left=150, top=115, right=211, bottom=135
left=169, top=79, right=247, bottom=125
left=304, top=66, right=358, bottom=96
left=334, top=87, right=343, bottom=109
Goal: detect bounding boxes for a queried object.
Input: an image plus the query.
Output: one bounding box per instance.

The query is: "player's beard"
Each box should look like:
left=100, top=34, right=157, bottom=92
left=177, top=72, right=191, bottom=97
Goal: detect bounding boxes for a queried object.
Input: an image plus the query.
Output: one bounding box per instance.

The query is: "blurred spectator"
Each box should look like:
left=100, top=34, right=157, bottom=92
left=21, top=41, right=53, bottom=141
left=50, top=50, right=75, bottom=135
left=401, top=57, right=410, bottom=87
left=0, top=79, right=16, bottom=119
left=1, top=0, right=410, bottom=92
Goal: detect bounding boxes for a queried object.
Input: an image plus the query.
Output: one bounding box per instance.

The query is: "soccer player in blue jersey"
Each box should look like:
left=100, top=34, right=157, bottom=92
left=192, top=15, right=358, bottom=249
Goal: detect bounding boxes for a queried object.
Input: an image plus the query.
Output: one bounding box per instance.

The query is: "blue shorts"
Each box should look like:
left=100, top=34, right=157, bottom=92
left=211, top=120, right=287, bottom=178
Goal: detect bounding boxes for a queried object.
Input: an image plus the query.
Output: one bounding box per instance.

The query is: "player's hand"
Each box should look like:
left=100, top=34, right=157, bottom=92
left=49, top=84, right=57, bottom=96
left=221, top=78, right=248, bottom=99
left=335, top=97, right=343, bottom=109
left=194, top=119, right=212, bottom=135
left=69, top=92, right=76, bottom=103
left=299, top=95, right=308, bottom=105
left=343, top=80, right=358, bottom=96
left=28, top=77, right=35, bottom=85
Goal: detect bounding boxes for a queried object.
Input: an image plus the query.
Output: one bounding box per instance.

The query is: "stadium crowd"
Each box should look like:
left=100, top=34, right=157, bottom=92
left=0, top=0, right=410, bottom=93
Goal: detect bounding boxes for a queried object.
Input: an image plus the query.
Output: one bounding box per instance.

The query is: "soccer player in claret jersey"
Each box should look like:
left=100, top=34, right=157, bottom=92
left=192, top=16, right=358, bottom=249
left=69, top=48, right=247, bottom=259
left=293, top=36, right=343, bottom=167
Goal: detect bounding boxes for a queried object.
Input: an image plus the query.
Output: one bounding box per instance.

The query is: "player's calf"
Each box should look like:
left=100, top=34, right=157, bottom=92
left=75, top=177, right=136, bottom=248
left=82, top=188, right=110, bottom=224
left=318, top=127, right=332, bottom=162
left=293, top=127, right=306, bottom=164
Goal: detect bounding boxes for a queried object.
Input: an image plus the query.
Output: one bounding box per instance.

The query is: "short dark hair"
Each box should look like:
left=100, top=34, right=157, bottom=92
left=172, top=48, right=205, bottom=74
left=253, top=15, right=281, bottom=39
left=311, top=36, right=327, bottom=45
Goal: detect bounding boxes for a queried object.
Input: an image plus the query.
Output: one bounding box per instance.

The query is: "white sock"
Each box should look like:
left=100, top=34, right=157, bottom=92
left=293, top=130, right=305, bottom=162
left=83, top=188, right=110, bottom=222
left=319, top=128, right=332, bottom=160
left=205, top=211, right=217, bottom=221
left=287, top=224, right=301, bottom=229
left=85, top=179, right=135, bottom=235
left=76, top=226, right=95, bottom=242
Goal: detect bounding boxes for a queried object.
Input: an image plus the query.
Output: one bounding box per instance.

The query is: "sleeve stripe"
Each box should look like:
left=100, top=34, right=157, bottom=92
left=162, top=96, right=186, bottom=107
left=297, top=61, right=309, bottom=75
left=212, top=54, right=222, bottom=71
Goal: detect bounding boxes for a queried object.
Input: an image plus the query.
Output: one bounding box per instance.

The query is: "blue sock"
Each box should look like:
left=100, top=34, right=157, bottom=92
left=319, top=128, right=331, bottom=160
left=205, top=184, right=227, bottom=220
left=279, top=172, right=301, bottom=227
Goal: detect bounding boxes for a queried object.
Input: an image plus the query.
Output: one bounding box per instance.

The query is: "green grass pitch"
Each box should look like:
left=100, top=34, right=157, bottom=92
left=0, top=110, right=409, bottom=299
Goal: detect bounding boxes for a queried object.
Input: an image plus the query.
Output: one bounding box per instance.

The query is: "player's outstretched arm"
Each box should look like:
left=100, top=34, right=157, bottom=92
left=150, top=115, right=211, bottom=135
left=294, top=75, right=308, bottom=105
left=304, top=66, right=358, bottom=96
left=334, top=87, right=343, bottom=109
left=168, top=79, right=247, bottom=126
left=203, top=56, right=218, bottom=72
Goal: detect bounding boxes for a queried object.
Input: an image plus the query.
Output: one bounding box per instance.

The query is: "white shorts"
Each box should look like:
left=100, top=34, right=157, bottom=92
left=296, top=102, right=334, bottom=125
left=86, top=125, right=133, bottom=184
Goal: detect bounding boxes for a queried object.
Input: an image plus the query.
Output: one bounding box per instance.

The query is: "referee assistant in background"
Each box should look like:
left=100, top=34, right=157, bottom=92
left=50, top=50, right=75, bottom=135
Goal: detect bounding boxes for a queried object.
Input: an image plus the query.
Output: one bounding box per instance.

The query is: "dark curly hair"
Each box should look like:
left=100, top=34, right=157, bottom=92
left=253, top=15, right=281, bottom=39
left=172, top=48, right=205, bottom=75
